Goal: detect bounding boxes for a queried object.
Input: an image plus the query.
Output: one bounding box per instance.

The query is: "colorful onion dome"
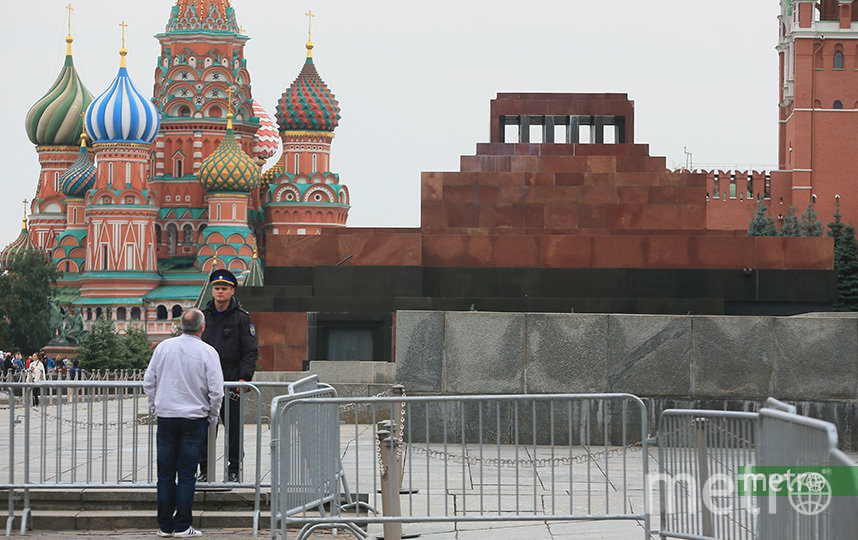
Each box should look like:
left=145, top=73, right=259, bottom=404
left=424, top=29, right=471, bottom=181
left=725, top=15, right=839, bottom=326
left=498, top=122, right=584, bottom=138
left=25, top=36, right=94, bottom=147
left=85, top=49, right=160, bottom=144
left=0, top=219, right=38, bottom=268
left=198, top=113, right=260, bottom=193
left=252, top=100, right=279, bottom=160
left=276, top=44, right=340, bottom=132
left=60, top=133, right=96, bottom=197
left=167, top=0, right=240, bottom=33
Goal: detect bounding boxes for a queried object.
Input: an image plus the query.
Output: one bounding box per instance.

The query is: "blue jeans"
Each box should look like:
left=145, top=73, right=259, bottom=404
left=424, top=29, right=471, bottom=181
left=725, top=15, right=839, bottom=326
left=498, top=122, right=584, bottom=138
left=156, top=417, right=208, bottom=533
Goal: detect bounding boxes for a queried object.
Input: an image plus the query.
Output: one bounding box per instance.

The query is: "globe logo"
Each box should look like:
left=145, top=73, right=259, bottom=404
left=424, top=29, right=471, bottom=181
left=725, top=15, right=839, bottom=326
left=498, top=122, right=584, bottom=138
left=788, top=472, right=832, bottom=516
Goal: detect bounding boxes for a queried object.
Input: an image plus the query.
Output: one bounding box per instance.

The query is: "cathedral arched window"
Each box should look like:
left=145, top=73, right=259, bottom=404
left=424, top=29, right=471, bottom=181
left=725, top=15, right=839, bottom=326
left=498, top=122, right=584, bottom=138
left=834, top=100, right=844, bottom=109
left=166, top=223, right=178, bottom=255
left=175, top=158, right=183, bottom=177
left=156, top=305, right=168, bottom=320
left=171, top=305, right=183, bottom=319
left=130, top=307, right=141, bottom=321
left=155, top=225, right=162, bottom=245
left=294, top=154, right=299, bottom=174
left=179, top=106, right=191, bottom=118
left=116, top=307, right=127, bottom=321
left=834, top=50, right=844, bottom=70
left=208, top=106, right=222, bottom=118
left=183, top=224, right=193, bottom=244
left=312, top=154, right=317, bottom=172
left=108, top=163, right=114, bottom=184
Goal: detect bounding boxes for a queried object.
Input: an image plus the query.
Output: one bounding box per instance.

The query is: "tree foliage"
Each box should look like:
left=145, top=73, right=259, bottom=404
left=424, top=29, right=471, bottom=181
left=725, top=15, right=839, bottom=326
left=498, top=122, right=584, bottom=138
left=0, top=250, right=61, bottom=355
left=779, top=206, right=800, bottom=237
left=799, top=203, right=824, bottom=237
left=827, top=201, right=858, bottom=311
left=748, top=199, right=777, bottom=236
left=77, top=319, right=153, bottom=371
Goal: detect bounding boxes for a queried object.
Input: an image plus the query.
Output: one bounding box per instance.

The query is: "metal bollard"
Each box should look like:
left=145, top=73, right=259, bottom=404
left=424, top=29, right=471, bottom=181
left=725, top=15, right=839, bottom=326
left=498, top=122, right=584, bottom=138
left=693, top=417, right=714, bottom=538
left=377, top=429, right=402, bottom=540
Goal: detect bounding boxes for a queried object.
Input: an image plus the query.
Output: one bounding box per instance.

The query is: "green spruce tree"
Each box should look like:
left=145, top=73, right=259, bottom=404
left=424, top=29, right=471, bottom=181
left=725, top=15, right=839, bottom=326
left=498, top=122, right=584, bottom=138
left=76, top=319, right=125, bottom=371
left=799, top=203, right=824, bottom=237
left=748, top=199, right=777, bottom=236
left=121, top=326, right=153, bottom=369
left=827, top=200, right=858, bottom=311
left=779, top=206, right=800, bottom=237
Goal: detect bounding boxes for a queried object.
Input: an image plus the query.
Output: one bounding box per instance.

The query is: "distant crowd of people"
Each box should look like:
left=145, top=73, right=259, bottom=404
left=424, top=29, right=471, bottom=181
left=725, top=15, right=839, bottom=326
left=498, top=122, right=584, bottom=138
left=0, top=349, right=84, bottom=404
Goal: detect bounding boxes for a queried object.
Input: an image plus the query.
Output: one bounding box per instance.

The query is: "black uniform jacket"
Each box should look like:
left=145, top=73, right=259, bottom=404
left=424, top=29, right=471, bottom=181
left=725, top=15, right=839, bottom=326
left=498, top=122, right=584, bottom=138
left=201, top=297, right=258, bottom=381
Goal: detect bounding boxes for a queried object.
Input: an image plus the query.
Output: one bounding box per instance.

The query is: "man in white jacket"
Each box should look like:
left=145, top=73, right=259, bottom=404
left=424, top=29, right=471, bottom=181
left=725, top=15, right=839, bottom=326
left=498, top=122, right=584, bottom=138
left=144, top=308, right=224, bottom=538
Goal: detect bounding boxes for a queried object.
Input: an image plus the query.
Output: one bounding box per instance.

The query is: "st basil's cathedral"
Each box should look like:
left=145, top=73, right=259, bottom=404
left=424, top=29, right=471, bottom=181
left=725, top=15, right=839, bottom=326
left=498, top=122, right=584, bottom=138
left=4, top=0, right=349, bottom=341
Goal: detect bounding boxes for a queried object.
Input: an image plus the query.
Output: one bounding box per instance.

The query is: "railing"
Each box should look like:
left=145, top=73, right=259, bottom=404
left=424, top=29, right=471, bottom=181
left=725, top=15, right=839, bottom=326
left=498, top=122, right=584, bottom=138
left=656, top=398, right=858, bottom=540
left=657, top=410, right=758, bottom=539
left=271, top=393, right=650, bottom=540
left=0, top=380, right=266, bottom=537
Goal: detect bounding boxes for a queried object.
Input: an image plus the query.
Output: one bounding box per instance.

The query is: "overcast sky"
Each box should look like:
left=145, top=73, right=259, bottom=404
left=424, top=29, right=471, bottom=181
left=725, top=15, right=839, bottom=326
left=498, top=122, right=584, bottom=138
left=1, top=0, right=778, bottom=249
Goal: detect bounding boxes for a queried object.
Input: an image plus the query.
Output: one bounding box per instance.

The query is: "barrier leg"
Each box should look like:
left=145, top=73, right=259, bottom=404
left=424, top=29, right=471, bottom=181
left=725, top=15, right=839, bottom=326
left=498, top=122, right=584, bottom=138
left=377, top=430, right=402, bottom=540
left=694, top=418, right=714, bottom=538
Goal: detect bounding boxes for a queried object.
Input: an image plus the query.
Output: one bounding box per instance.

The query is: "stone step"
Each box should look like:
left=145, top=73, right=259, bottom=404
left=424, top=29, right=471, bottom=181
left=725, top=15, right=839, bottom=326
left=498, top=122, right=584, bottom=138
left=2, top=488, right=269, bottom=512
left=21, top=510, right=273, bottom=531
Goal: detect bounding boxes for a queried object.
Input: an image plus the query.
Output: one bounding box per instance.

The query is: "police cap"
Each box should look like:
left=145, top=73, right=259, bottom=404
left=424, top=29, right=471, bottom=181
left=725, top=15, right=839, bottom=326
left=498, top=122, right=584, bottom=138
left=209, top=269, right=238, bottom=287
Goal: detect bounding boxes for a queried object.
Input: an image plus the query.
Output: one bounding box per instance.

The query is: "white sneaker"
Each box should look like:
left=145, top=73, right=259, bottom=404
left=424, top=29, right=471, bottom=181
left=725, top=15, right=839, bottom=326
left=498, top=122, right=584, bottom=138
left=173, top=527, right=202, bottom=537
left=156, top=531, right=172, bottom=538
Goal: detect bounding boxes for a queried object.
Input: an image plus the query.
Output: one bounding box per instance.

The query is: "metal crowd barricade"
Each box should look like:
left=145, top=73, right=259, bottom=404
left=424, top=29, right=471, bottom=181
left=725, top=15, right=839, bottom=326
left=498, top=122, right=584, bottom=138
left=0, top=379, right=266, bottom=537
left=656, top=397, right=858, bottom=540
left=269, top=376, right=371, bottom=540
left=756, top=398, right=857, bottom=540
left=657, top=409, right=758, bottom=540
left=271, top=393, right=650, bottom=540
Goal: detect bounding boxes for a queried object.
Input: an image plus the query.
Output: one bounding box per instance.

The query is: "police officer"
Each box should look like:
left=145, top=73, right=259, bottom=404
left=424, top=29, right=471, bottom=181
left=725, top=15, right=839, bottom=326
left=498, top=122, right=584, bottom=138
left=198, top=269, right=258, bottom=483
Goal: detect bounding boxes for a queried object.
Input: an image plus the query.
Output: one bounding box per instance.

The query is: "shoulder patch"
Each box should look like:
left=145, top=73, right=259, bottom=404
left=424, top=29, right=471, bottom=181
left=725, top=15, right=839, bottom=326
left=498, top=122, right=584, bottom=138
left=249, top=323, right=256, bottom=337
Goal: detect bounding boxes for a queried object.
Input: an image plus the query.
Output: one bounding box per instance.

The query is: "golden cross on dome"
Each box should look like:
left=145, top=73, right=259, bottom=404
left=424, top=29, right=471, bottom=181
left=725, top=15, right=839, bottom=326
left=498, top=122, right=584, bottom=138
left=227, top=85, right=235, bottom=115
left=119, top=20, right=128, bottom=49
left=65, top=4, right=74, bottom=36
left=22, top=199, right=28, bottom=221
left=305, top=10, right=315, bottom=42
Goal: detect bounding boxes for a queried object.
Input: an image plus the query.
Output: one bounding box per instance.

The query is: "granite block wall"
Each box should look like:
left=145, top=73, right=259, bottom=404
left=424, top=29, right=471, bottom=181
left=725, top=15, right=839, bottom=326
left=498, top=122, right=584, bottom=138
left=395, top=310, right=858, bottom=448
left=395, top=311, right=858, bottom=401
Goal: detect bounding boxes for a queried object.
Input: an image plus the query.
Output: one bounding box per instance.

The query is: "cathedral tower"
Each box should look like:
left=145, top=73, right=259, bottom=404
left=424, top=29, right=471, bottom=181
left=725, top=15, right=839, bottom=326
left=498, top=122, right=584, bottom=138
left=24, top=11, right=93, bottom=251
left=80, top=30, right=161, bottom=297
left=196, top=88, right=260, bottom=273
left=152, top=0, right=262, bottom=259
left=264, top=13, right=350, bottom=236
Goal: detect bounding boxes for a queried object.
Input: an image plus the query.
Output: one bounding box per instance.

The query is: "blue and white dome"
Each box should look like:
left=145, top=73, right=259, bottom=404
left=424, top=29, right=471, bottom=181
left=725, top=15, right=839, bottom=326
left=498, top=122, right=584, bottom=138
left=60, top=133, right=97, bottom=197
left=85, top=50, right=160, bottom=144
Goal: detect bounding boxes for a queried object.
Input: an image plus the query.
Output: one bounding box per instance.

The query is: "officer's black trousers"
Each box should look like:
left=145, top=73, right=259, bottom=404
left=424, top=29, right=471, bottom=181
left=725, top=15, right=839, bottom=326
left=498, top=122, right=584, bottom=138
left=199, top=392, right=242, bottom=477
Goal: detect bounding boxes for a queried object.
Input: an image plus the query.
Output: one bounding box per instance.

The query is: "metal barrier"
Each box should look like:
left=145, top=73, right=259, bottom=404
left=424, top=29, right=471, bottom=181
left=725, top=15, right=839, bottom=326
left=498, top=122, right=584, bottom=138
left=271, top=393, right=650, bottom=540
left=657, top=410, right=758, bottom=540
left=657, top=398, right=858, bottom=540
left=756, top=398, right=855, bottom=540
left=269, top=376, right=373, bottom=540
left=0, top=380, right=266, bottom=537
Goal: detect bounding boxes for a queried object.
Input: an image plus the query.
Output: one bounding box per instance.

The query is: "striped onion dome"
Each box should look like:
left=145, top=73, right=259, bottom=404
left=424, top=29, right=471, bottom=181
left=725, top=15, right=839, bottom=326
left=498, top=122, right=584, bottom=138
left=60, top=133, right=96, bottom=197
left=252, top=100, right=279, bottom=160
left=85, top=50, right=160, bottom=144
left=0, top=220, right=38, bottom=268
left=25, top=36, right=94, bottom=146
left=276, top=44, right=340, bottom=132
left=198, top=114, right=260, bottom=192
